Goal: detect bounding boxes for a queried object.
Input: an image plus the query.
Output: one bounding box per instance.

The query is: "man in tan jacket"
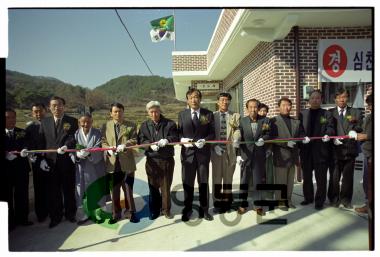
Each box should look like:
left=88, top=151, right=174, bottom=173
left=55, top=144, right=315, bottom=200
left=101, top=102, right=139, bottom=224
left=211, top=92, right=241, bottom=213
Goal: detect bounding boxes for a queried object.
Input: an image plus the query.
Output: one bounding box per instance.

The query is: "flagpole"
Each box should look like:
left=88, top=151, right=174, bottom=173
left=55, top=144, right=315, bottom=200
left=173, top=9, right=176, bottom=51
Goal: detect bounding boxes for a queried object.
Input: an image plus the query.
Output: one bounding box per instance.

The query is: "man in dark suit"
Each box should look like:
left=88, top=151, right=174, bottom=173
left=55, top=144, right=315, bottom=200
left=178, top=88, right=215, bottom=221
left=138, top=101, right=178, bottom=220
left=38, top=96, right=78, bottom=228
left=4, top=108, right=33, bottom=231
left=237, top=99, right=274, bottom=216
left=25, top=103, right=49, bottom=222
left=329, top=88, right=363, bottom=209
left=299, top=90, right=335, bottom=210
left=272, top=97, right=308, bottom=209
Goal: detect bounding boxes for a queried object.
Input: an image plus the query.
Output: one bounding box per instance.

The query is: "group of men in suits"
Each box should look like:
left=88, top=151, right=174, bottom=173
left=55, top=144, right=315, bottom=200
left=4, top=87, right=370, bottom=230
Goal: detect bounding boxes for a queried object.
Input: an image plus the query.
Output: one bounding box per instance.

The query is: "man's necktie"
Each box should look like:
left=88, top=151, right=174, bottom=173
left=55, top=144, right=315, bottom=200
left=115, top=123, right=120, bottom=138
left=220, top=113, right=227, bottom=150
left=192, top=112, right=199, bottom=128
left=339, top=109, right=344, bottom=123
left=55, top=119, right=61, bottom=136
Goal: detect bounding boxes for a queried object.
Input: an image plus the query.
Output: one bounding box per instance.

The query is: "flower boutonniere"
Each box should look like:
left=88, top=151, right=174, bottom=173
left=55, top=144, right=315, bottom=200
left=199, top=115, right=209, bottom=125
left=75, top=144, right=86, bottom=150
left=346, top=115, right=357, bottom=124
left=320, top=116, right=327, bottom=125
left=15, top=131, right=26, bottom=140
left=262, top=123, right=270, bottom=131
left=63, top=122, right=71, bottom=131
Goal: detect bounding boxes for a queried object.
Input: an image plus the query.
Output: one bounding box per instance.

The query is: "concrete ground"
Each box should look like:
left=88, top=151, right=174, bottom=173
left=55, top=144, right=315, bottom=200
left=8, top=147, right=370, bottom=251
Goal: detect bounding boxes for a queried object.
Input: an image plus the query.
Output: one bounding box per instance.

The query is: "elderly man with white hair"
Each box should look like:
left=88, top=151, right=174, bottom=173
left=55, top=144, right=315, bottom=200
left=138, top=101, right=179, bottom=220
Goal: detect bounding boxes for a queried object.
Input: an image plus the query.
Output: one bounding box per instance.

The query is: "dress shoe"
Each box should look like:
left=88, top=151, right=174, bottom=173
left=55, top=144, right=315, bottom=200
left=237, top=207, right=248, bottom=215
left=149, top=213, right=160, bottom=220
left=37, top=217, right=47, bottom=223
left=77, top=218, right=90, bottom=225
left=181, top=214, right=190, bottom=222
left=300, top=200, right=312, bottom=205
left=315, top=204, right=324, bottom=211
left=67, top=217, right=77, bottom=223
left=129, top=213, right=140, bottom=223
left=49, top=220, right=60, bottom=229
left=200, top=212, right=214, bottom=221
left=94, top=218, right=105, bottom=224
left=213, top=207, right=225, bottom=214
left=355, top=205, right=368, bottom=214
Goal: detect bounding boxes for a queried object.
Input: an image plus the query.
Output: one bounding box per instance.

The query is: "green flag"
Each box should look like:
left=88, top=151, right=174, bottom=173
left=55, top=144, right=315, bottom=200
left=150, top=15, right=175, bottom=42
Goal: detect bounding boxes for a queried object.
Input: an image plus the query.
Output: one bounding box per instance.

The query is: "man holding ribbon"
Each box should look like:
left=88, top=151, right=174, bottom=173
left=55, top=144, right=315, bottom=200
left=299, top=90, right=335, bottom=210
left=101, top=102, right=139, bottom=224
left=211, top=92, right=241, bottom=214
left=138, top=101, right=178, bottom=220
left=38, top=96, right=78, bottom=228
left=178, top=88, right=215, bottom=222
left=329, top=88, right=363, bottom=209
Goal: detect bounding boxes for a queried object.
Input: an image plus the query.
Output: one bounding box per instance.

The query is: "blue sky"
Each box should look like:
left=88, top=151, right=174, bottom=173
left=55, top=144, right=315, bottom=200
left=6, top=9, right=221, bottom=88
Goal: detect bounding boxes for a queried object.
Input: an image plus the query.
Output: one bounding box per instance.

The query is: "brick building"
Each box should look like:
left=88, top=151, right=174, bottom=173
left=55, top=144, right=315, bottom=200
left=172, top=9, right=373, bottom=117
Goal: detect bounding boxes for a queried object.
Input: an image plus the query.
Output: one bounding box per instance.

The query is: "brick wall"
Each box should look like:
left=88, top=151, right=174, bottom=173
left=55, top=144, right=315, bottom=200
left=172, top=54, right=207, bottom=71
left=207, top=9, right=239, bottom=67
left=224, top=26, right=372, bottom=117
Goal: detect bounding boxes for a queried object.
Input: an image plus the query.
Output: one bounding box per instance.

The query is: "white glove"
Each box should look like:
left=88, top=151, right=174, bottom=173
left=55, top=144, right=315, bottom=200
left=57, top=145, right=67, bottom=155
left=348, top=130, right=358, bottom=140
left=20, top=149, right=28, bottom=158
left=28, top=154, right=37, bottom=163
left=232, top=139, right=240, bottom=148
left=334, top=138, right=343, bottom=146
left=116, top=144, right=126, bottom=153
left=287, top=141, right=296, bottom=148
left=302, top=136, right=311, bottom=144
left=40, top=159, right=50, bottom=172
left=214, top=145, right=224, bottom=156
left=236, top=156, right=244, bottom=166
left=322, top=135, right=330, bottom=142
left=150, top=144, right=160, bottom=152
left=181, top=138, right=193, bottom=148
left=195, top=139, right=206, bottom=149
left=107, top=149, right=116, bottom=156
left=70, top=153, right=76, bottom=164
left=6, top=152, right=17, bottom=161
left=76, top=150, right=90, bottom=159
left=255, top=138, right=265, bottom=147
left=157, top=139, right=169, bottom=147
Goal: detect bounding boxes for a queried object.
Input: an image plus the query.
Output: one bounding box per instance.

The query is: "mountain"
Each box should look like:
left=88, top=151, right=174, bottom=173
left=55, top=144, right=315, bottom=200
left=5, top=70, right=181, bottom=110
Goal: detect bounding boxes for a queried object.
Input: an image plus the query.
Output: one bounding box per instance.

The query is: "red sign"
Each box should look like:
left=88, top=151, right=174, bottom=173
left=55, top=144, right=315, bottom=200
left=322, top=44, right=347, bottom=78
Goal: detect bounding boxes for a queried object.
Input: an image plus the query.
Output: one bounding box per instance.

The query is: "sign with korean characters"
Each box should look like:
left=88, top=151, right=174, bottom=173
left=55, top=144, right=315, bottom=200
left=195, top=82, right=220, bottom=90
left=318, top=39, right=372, bottom=82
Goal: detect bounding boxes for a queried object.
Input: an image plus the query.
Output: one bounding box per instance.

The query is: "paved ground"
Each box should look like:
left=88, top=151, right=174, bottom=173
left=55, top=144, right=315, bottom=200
left=7, top=147, right=370, bottom=251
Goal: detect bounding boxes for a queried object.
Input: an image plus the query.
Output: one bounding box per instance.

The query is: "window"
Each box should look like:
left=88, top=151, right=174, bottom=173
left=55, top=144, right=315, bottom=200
left=227, top=81, right=244, bottom=115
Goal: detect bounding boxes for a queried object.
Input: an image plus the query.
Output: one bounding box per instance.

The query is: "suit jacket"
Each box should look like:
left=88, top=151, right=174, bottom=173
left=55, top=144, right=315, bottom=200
left=239, top=116, right=273, bottom=167
left=138, top=115, right=179, bottom=159
left=178, top=108, right=215, bottom=164
left=211, top=111, right=241, bottom=165
left=271, top=115, right=305, bottom=168
left=329, top=106, right=363, bottom=159
left=361, top=113, right=372, bottom=159
left=39, top=114, right=78, bottom=165
left=101, top=120, right=137, bottom=173
left=299, top=108, right=335, bottom=163
left=5, top=127, right=29, bottom=170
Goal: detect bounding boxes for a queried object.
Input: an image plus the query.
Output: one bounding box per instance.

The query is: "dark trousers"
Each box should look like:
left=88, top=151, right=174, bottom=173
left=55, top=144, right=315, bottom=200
left=181, top=157, right=210, bottom=214
left=327, top=156, right=335, bottom=203
left=331, top=158, right=356, bottom=205
left=146, top=157, right=174, bottom=215
left=239, top=162, right=265, bottom=208
left=6, top=161, right=30, bottom=226
left=301, top=156, right=328, bottom=206
left=367, top=158, right=373, bottom=250
left=32, top=163, right=49, bottom=220
left=48, top=157, right=77, bottom=222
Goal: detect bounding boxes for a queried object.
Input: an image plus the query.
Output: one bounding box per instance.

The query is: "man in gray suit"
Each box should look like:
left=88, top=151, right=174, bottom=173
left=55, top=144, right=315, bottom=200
left=211, top=92, right=241, bottom=213
left=272, top=97, right=308, bottom=209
